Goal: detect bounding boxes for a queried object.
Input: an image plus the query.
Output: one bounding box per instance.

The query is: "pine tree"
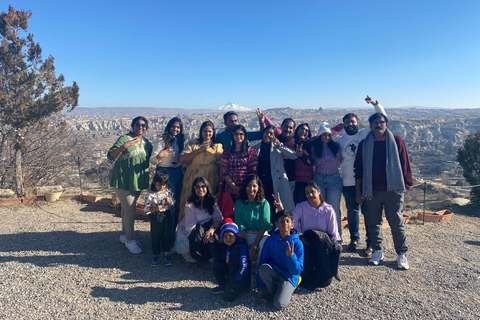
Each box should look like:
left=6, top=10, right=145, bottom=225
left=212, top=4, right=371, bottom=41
left=0, top=6, right=79, bottom=196
left=457, top=130, right=480, bottom=203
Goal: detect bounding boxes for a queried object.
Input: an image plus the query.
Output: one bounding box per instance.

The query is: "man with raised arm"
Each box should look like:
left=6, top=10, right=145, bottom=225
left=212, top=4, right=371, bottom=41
left=336, top=96, right=385, bottom=256
left=354, top=112, right=413, bottom=270
left=216, top=109, right=270, bottom=150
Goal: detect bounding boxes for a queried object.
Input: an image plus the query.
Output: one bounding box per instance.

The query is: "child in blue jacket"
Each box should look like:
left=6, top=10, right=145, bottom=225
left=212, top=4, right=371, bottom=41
left=210, top=218, right=251, bottom=301
left=257, top=210, right=304, bottom=310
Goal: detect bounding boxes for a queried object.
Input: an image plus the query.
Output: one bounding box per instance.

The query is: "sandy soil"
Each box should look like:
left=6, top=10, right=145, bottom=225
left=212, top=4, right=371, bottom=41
left=0, top=200, right=479, bottom=319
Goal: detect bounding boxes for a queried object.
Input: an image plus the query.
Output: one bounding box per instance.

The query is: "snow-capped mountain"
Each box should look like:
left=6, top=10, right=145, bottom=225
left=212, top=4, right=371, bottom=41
left=216, top=102, right=252, bottom=112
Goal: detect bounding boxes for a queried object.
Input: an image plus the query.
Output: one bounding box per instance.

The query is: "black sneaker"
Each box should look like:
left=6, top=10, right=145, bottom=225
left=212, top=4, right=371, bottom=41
left=211, top=286, right=225, bottom=295
left=347, top=241, right=358, bottom=252
left=164, top=254, right=173, bottom=266
left=151, top=255, right=160, bottom=267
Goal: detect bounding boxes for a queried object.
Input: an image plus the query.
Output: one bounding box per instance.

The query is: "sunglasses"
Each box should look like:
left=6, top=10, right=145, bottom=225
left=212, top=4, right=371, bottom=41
left=134, top=123, right=147, bottom=128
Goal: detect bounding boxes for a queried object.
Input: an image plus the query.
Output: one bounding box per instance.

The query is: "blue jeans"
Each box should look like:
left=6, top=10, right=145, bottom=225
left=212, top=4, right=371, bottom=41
left=343, top=186, right=371, bottom=246
left=313, top=173, right=343, bottom=242
left=156, top=166, right=183, bottom=235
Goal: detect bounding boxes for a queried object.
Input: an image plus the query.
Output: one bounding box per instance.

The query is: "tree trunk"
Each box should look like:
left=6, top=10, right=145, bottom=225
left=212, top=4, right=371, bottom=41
left=15, top=145, right=24, bottom=197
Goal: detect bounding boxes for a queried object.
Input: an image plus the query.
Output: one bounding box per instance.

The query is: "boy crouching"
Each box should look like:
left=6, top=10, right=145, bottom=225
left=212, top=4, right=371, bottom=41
left=257, top=210, right=304, bottom=310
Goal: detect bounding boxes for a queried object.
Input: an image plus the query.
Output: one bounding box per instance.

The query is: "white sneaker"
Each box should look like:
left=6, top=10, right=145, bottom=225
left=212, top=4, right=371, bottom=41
left=397, top=254, right=410, bottom=270
left=125, top=240, right=142, bottom=254
left=369, top=250, right=384, bottom=266
left=119, top=233, right=127, bottom=244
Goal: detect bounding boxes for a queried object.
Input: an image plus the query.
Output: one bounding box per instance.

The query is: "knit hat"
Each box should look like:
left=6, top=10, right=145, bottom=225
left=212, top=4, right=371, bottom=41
left=317, top=122, right=332, bottom=136
left=221, top=218, right=239, bottom=239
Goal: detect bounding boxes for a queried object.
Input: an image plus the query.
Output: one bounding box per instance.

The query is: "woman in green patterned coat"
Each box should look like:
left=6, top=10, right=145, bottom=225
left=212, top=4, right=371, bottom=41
left=108, top=116, right=153, bottom=254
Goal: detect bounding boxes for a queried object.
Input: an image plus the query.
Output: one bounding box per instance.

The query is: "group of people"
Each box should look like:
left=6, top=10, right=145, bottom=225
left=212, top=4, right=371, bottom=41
left=107, top=96, right=413, bottom=310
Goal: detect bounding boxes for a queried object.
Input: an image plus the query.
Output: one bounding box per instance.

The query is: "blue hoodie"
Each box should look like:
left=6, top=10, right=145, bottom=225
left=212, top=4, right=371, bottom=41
left=257, top=228, right=304, bottom=290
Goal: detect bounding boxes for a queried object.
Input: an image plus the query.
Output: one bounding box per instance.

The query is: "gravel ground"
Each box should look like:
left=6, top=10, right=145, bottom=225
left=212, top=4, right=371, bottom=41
left=0, top=200, right=479, bottom=320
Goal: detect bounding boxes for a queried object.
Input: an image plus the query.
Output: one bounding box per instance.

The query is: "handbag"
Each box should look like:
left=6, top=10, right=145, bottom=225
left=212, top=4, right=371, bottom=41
left=216, top=179, right=235, bottom=220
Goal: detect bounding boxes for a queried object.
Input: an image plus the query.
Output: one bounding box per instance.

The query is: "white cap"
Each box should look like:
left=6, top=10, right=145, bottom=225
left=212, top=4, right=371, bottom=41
left=317, top=122, right=331, bottom=136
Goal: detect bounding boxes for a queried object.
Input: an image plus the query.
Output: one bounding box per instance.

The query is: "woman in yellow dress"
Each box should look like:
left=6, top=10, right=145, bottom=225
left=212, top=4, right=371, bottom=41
left=178, top=120, right=223, bottom=223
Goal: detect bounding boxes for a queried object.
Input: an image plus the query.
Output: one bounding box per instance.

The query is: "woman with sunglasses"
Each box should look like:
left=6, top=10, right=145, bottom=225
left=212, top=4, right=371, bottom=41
left=108, top=116, right=153, bottom=254
left=175, top=177, right=223, bottom=263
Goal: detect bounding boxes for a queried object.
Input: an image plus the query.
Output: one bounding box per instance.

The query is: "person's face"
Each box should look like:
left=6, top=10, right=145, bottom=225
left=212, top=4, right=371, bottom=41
left=223, top=231, right=236, bottom=246
left=155, top=182, right=166, bottom=191
left=263, top=128, right=275, bottom=143
left=170, top=121, right=181, bottom=136
left=369, top=117, right=388, bottom=137
left=275, top=216, right=294, bottom=235
left=297, top=125, right=309, bottom=140
left=202, top=126, right=214, bottom=142
left=281, top=120, right=295, bottom=138
left=132, top=119, right=147, bottom=136
left=233, top=129, right=245, bottom=145
left=343, top=116, right=359, bottom=135
left=225, top=115, right=239, bottom=132
left=246, top=180, right=259, bottom=199
left=305, top=185, right=320, bottom=204
left=321, top=132, right=332, bottom=144
left=194, top=181, right=207, bottom=198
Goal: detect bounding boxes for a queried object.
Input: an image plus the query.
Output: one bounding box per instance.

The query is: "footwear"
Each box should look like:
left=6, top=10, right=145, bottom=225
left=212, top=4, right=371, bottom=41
left=182, top=252, right=196, bottom=263
left=260, top=292, right=274, bottom=304
left=151, top=255, right=160, bottom=267
left=211, top=286, right=225, bottom=295
left=369, top=250, right=384, bottom=266
left=125, top=240, right=142, bottom=254
left=164, top=254, right=173, bottom=266
left=364, top=246, right=373, bottom=257
left=397, top=254, right=410, bottom=270
left=119, top=233, right=127, bottom=244
left=347, top=241, right=358, bottom=252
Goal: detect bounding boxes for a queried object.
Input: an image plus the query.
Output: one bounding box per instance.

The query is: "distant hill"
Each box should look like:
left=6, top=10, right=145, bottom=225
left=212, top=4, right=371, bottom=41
left=64, top=107, right=224, bottom=117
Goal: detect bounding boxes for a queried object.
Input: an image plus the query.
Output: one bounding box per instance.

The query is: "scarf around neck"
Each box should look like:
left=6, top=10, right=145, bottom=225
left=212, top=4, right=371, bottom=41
left=362, top=129, right=405, bottom=200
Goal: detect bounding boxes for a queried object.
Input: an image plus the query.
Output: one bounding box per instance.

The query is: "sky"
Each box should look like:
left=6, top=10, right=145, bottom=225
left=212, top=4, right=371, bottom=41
left=5, top=1, right=480, bottom=110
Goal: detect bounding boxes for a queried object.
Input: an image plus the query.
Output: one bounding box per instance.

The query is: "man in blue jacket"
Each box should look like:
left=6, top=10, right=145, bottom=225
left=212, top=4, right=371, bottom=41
left=257, top=210, right=304, bottom=310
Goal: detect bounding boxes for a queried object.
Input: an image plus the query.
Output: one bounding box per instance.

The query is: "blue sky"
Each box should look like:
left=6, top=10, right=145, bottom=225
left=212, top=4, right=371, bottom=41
left=6, top=0, right=480, bottom=109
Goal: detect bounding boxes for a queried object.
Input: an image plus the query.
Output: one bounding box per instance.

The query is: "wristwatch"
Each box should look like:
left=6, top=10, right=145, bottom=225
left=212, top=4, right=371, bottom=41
left=252, top=245, right=258, bottom=250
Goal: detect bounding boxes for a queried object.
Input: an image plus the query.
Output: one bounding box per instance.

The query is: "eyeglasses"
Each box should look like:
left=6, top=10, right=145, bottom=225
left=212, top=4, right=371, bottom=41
left=194, top=185, right=207, bottom=190
left=299, top=127, right=309, bottom=132
left=372, top=121, right=386, bottom=126
left=134, top=123, right=147, bottom=128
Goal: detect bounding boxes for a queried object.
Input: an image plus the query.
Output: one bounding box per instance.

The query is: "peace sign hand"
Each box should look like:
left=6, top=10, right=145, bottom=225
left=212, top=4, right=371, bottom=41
left=286, top=240, right=294, bottom=257
left=273, top=192, right=284, bottom=211
left=256, top=108, right=265, bottom=123
left=296, top=144, right=303, bottom=157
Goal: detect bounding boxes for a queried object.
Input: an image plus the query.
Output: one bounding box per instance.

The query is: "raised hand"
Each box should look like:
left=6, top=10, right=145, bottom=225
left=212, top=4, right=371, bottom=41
left=296, top=143, right=303, bottom=157
left=286, top=240, right=294, bottom=257
left=272, top=136, right=280, bottom=148
left=365, top=95, right=377, bottom=105
left=123, top=136, right=141, bottom=149
left=273, top=192, right=284, bottom=211
left=256, top=108, right=265, bottom=124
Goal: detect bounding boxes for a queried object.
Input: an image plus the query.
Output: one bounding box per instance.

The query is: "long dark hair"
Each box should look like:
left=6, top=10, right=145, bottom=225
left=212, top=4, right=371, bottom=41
left=312, top=133, right=340, bottom=158
left=187, top=177, right=216, bottom=214
left=230, top=125, right=249, bottom=153
left=239, top=174, right=265, bottom=205
left=198, top=121, right=216, bottom=144
left=150, top=171, right=170, bottom=191
left=293, top=123, right=312, bottom=142
left=162, top=117, right=185, bottom=153
left=305, top=180, right=324, bottom=205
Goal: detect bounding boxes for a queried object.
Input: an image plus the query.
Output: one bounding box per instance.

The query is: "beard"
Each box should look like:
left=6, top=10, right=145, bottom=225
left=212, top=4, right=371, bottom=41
left=345, top=125, right=359, bottom=135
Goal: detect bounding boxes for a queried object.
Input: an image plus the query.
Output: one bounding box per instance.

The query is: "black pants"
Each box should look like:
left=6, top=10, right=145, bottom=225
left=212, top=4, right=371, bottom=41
left=211, top=260, right=247, bottom=302
left=150, top=210, right=173, bottom=255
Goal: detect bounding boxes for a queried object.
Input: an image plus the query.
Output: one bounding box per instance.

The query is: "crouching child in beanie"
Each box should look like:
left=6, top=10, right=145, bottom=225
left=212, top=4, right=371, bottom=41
left=210, top=218, right=251, bottom=301
left=257, top=210, right=304, bottom=310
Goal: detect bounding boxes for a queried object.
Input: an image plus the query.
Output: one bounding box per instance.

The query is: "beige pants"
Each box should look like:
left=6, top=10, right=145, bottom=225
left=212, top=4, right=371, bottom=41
left=114, top=188, right=141, bottom=241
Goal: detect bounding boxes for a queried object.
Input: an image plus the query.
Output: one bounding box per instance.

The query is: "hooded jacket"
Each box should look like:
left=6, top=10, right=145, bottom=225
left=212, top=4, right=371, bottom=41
left=257, top=228, right=304, bottom=290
